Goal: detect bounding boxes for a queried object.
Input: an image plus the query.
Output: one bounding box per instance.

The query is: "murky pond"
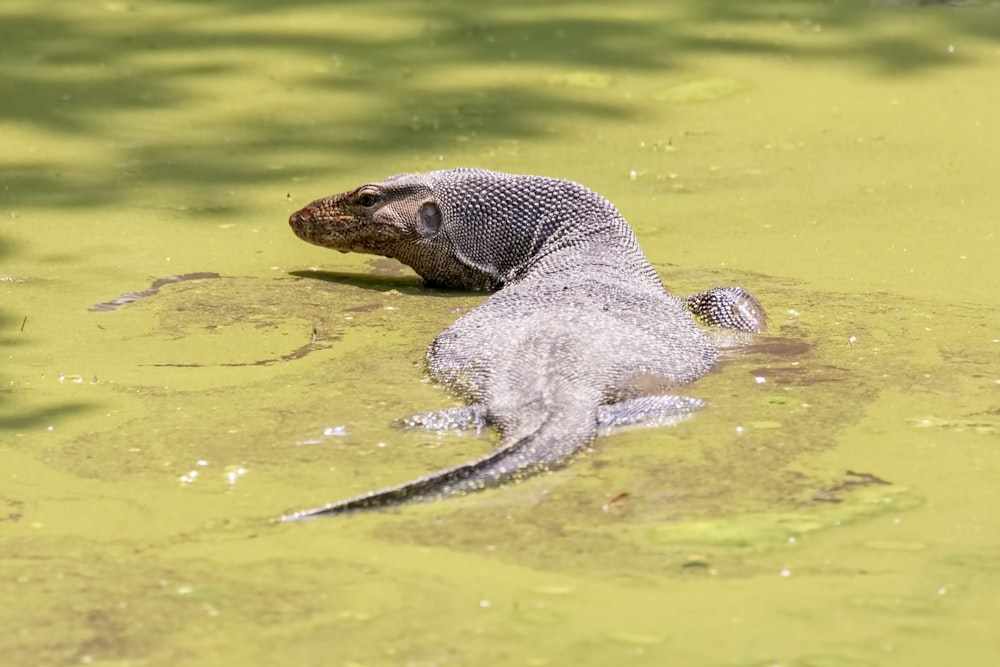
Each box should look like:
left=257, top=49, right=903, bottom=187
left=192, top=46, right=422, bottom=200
left=2, top=1, right=999, bottom=665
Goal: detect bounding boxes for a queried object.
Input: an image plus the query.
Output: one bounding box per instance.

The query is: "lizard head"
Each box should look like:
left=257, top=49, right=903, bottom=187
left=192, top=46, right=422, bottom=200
left=289, top=171, right=502, bottom=290
left=289, top=168, right=632, bottom=291
left=288, top=174, right=426, bottom=256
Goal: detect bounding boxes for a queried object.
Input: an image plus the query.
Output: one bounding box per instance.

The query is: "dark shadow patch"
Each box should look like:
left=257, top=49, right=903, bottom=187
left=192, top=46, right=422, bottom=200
left=89, top=272, right=222, bottom=312
left=143, top=331, right=336, bottom=368
left=0, top=496, right=24, bottom=523
left=740, top=338, right=813, bottom=357
left=812, top=470, right=893, bottom=504
left=289, top=269, right=478, bottom=299
left=0, top=401, right=95, bottom=431
left=3, top=1, right=996, bottom=212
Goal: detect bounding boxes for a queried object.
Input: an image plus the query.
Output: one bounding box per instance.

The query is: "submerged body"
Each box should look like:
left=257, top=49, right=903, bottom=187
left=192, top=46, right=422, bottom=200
left=285, top=169, right=764, bottom=519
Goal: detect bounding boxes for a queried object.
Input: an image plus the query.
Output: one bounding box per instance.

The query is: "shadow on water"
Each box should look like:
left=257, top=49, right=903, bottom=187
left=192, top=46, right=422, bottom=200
left=289, top=268, right=482, bottom=299
left=0, top=398, right=93, bottom=432
left=0, top=238, right=93, bottom=432
left=0, top=0, right=997, bottom=210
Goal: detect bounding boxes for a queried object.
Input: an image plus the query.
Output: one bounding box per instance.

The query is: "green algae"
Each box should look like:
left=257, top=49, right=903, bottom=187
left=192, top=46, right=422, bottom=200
left=545, top=71, right=615, bottom=89
left=2, top=0, right=1000, bottom=666
left=642, top=485, right=924, bottom=549
left=653, top=77, right=748, bottom=103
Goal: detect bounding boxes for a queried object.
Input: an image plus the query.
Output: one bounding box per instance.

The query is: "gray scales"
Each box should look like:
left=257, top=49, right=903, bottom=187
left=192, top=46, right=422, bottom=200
left=284, top=168, right=766, bottom=520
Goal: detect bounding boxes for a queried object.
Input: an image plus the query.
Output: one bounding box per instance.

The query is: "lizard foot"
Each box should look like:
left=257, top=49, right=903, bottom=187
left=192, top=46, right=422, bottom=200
left=394, top=405, right=488, bottom=431
left=598, top=395, right=705, bottom=433
left=684, top=286, right=767, bottom=334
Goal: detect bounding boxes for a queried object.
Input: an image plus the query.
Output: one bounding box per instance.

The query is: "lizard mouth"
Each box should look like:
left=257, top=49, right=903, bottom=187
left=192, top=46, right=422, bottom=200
left=289, top=206, right=342, bottom=244
left=288, top=205, right=321, bottom=235
left=289, top=209, right=368, bottom=255
left=288, top=218, right=322, bottom=246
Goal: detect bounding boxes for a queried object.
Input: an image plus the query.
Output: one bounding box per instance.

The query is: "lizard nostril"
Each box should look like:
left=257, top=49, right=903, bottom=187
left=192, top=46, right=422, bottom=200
left=289, top=207, right=312, bottom=226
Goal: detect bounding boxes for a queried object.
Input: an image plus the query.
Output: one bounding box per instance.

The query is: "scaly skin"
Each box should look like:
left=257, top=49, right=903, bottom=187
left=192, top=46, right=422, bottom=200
left=284, top=169, right=765, bottom=520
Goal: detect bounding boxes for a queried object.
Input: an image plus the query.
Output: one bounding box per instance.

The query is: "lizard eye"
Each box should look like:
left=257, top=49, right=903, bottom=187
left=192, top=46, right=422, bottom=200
left=357, top=191, right=379, bottom=208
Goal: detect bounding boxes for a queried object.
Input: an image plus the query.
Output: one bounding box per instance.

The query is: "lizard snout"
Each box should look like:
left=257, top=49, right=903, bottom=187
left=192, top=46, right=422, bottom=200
left=289, top=205, right=325, bottom=243
left=289, top=206, right=316, bottom=227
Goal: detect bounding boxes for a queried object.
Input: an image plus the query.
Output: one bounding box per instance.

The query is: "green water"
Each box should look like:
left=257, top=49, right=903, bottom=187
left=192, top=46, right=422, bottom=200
left=2, top=1, right=999, bottom=665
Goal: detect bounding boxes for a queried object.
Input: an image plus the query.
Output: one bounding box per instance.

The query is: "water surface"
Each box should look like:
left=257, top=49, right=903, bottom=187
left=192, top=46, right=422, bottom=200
left=2, top=1, right=999, bottom=665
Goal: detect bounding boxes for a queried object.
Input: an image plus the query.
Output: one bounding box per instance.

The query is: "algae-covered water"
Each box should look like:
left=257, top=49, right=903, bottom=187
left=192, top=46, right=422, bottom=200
left=2, top=1, right=999, bottom=665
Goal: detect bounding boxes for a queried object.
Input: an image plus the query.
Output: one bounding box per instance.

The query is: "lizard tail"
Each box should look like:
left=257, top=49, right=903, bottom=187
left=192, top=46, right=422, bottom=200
left=279, top=399, right=598, bottom=522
